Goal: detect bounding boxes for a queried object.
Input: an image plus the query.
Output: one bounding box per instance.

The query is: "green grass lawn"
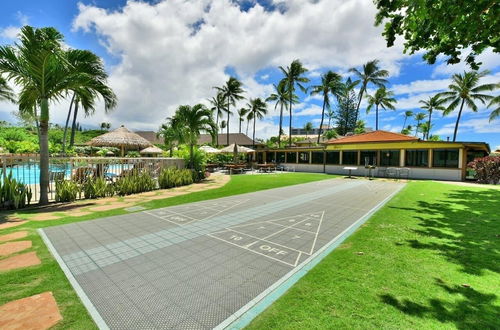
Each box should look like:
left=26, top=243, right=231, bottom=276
left=0, top=173, right=332, bottom=329
left=247, top=181, right=500, bottom=329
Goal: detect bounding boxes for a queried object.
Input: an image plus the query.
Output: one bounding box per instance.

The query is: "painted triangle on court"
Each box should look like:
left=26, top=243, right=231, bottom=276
left=269, top=212, right=323, bottom=233
left=228, top=222, right=285, bottom=240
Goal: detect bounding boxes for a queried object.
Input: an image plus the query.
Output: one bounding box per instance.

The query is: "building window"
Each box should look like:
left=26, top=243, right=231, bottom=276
left=286, top=152, right=297, bottom=163
left=405, top=149, right=429, bottom=167
left=266, top=152, right=276, bottom=163
left=326, top=151, right=340, bottom=165
left=433, top=149, right=459, bottom=168
left=276, top=152, right=285, bottom=163
left=311, top=151, right=324, bottom=164
left=380, top=150, right=400, bottom=166
left=342, top=151, right=358, bottom=165
left=298, top=152, right=310, bottom=163
left=257, top=152, right=264, bottom=163
left=360, top=151, right=377, bottom=166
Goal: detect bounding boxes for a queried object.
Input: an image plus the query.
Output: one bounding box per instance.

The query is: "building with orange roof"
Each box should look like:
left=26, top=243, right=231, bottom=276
left=256, top=130, right=490, bottom=181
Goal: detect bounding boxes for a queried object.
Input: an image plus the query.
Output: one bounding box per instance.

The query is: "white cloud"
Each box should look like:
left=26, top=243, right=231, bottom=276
left=0, top=12, right=28, bottom=40
left=432, top=49, right=500, bottom=78
left=434, top=117, right=500, bottom=136
left=71, top=0, right=408, bottom=137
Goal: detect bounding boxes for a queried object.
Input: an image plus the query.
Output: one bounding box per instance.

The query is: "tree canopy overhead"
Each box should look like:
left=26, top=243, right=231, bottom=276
left=374, top=0, right=499, bottom=69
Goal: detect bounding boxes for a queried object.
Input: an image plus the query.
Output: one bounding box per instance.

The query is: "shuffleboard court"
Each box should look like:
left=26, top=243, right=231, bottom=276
left=40, top=178, right=405, bottom=329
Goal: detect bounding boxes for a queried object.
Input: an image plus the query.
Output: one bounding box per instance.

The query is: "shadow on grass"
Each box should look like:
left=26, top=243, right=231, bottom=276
left=382, top=187, right=500, bottom=328
left=380, top=278, right=500, bottom=329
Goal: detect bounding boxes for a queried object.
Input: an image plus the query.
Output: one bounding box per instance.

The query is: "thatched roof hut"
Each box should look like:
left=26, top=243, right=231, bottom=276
left=140, top=146, right=164, bottom=157
left=87, top=125, right=152, bottom=156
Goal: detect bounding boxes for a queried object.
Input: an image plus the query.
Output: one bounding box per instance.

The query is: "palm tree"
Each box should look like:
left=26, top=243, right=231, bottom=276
left=349, top=59, right=389, bottom=123
left=266, top=80, right=294, bottom=147
left=402, top=110, right=413, bottom=131
left=419, top=95, right=446, bottom=139
left=157, top=120, right=178, bottom=156
left=215, top=77, right=245, bottom=145
left=303, top=122, right=313, bottom=138
left=413, top=112, right=427, bottom=137
left=488, top=95, right=500, bottom=122
left=309, top=70, right=342, bottom=143
left=366, top=87, right=397, bottom=130
left=401, top=125, right=413, bottom=135
left=0, top=26, right=114, bottom=204
left=246, top=111, right=253, bottom=136
left=438, top=71, right=496, bottom=141
left=237, top=107, right=248, bottom=133
left=279, top=59, right=309, bottom=146
left=100, top=122, right=111, bottom=130
left=247, top=98, right=268, bottom=148
left=63, top=49, right=117, bottom=152
left=171, top=104, right=216, bottom=169
left=419, top=122, right=431, bottom=140
left=0, top=77, right=15, bottom=103
left=326, top=107, right=335, bottom=129
left=208, top=92, right=225, bottom=145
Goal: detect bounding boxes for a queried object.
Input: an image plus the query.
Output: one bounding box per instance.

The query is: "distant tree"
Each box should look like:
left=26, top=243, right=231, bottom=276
left=414, top=112, right=427, bottom=137
left=428, top=135, right=441, bottom=141
left=335, top=78, right=359, bottom=136
left=100, top=122, right=111, bottom=130
left=237, top=107, right=248, bottom=134
left=309, top=70, right=342, bottom=142
left=401, top=125, right=413, bottom=135
left=366, top=87, right=397, bottom=130
left=266, top=80, right=295, bottom=147
left=326, top=107, right=335, bottom=129
left=401, top=110, right=413, bottom=132
left=208, top=92, right=225, bottom=145
left=349, top=60, right=389, bottom=123
left=438, top=70, right=496, bottom=141
left=247, top=98, right=268, bottom=148
left=374, top=0, right=499, bottom=69
left=157, top=120, right=178, bottom=156
left=303, top=122, right=313, bottom=138
left=323, top=129, right=338, bottom=140
left=355, top=120, right=367, bottom=134
left=279, top=59, right=309, bottom=146
left=419, top=95, right=446, bottom=139
left=215, top=77, right=245, bottom=145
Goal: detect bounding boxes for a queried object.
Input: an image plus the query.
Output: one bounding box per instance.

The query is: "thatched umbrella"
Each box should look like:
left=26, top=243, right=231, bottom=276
left=199, top=145, right=221, bottom=153
left=87, top=125, right=152, bottom=156
left=220, top=144, right=255, bottom=163
left=140, top=146, right=164, bottom=157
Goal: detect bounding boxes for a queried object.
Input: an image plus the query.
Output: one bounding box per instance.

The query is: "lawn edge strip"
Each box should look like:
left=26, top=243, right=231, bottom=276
left=216, top=182, right=407, bottom=330
left=37, top=228, right=109, bottom=330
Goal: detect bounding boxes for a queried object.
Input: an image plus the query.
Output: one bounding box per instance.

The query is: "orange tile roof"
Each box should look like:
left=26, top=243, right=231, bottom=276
left=326, top=130, right=419, bottom=144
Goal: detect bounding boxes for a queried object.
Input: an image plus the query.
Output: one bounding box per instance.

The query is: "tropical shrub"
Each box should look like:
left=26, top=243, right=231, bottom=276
left=468, top=156, right=500, bottom=184
left=174, top=145, right=206, bottom=182
left=82, top=177, right=114, bottom=199
left=55, top=180, right=80, bottom=203
left=126, top=151, right=140, bottom=158
left=158, top=168, right=193, bottom=189
left=114, top=171, right=156, bottom=196
left=0, top=172, right=32, bottom=209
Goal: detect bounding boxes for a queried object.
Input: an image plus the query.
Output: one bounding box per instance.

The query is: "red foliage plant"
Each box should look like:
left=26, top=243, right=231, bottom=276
left=467, top=156, right=500, bottom=184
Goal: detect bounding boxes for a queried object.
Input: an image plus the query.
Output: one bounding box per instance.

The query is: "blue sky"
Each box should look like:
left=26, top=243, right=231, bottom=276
left=0, top=0, right=499, bottom=150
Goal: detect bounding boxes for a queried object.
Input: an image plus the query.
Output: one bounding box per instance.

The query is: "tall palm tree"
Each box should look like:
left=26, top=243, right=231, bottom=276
left=157, top=120, right=178, bottom=156
left=366, top=87, right=397, bottom=130
left=349, top=59, right=389, bottom=123
left=488, top=95, right=500, bottom=122
left=208, top=92, right=225, bottom=145
left=0, top=26, right=113, bottom=204
left=215, top=77, right=245, bottom=145
left=0, top=77, right=15, bottom=103
left=279, top=59, right=309, bottom=146
left=237, top=107, right=248, bottom=133
left=402, top=110, right=413, bottom=131
left=309, top=70, right=342, bottom=143
left=326, top=107, right=335, bottom=129
left=413, top=112, right=427, bottom=137
left=246, top=111, right=253, bottom=136
left=438, top=71, right=496, bottom=141
left=247, top=98, right=268, bottom=148
left=63, top=49, right=117, bottom=152
left=419, top=122, right=431, bottom=140
left=419, top=94, right=446, bottom=139
left=303, top=122, right=313, bottom=138
left=266, top=80, right=294, bottom=147
left=171, top=104, right=216, bottom=169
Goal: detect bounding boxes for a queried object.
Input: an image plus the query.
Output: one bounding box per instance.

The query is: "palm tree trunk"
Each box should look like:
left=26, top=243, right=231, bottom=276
left=414, top=120, right=419, bottom=137
left=69, top=100, right=79, bottom=147
left=239, top=118, right=242, bottom=133
left=354, top=88, right=365, bottom=124
left=375, top=104, right=379, bottom=130
left=246, top=119, right=250, bottom=136
left=402, top=116, right=407, bottom=131
left=427, top=109, right=433, bottom=140
left=189, top=143, right=194, bottom=169
left=453, top=99, right=465, bottom=142
left=318, top=97, right=326, bottom=143
left=62, top=93, right=75, bottom=154
left=38, top=98, right=50, bottom=205
left=227, top=100, right=230, bottom=146
left=253, top=112, right=256, bottom=148
left=215, top=111, right=219, bottom=146
left=278, top=103, right=284, bottom=147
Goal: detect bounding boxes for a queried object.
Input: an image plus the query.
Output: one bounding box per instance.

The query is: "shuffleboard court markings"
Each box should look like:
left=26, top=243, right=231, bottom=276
left=208, top=212, right=324, bottom=266
left=145, top=199, right=249, bottom=225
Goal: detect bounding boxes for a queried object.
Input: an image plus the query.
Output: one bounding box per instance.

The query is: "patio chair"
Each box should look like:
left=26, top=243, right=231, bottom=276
left=386, top=167, right=398, bottom=179
left=399, top=168, right=410, bottom=180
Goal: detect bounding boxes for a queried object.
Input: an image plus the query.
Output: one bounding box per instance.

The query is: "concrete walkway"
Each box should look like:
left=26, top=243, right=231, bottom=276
left=41, top=178, right=405, bottom=329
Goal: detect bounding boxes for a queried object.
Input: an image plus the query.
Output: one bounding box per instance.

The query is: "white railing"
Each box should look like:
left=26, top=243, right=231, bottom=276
left=0, top=154, right=185, bottom=203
